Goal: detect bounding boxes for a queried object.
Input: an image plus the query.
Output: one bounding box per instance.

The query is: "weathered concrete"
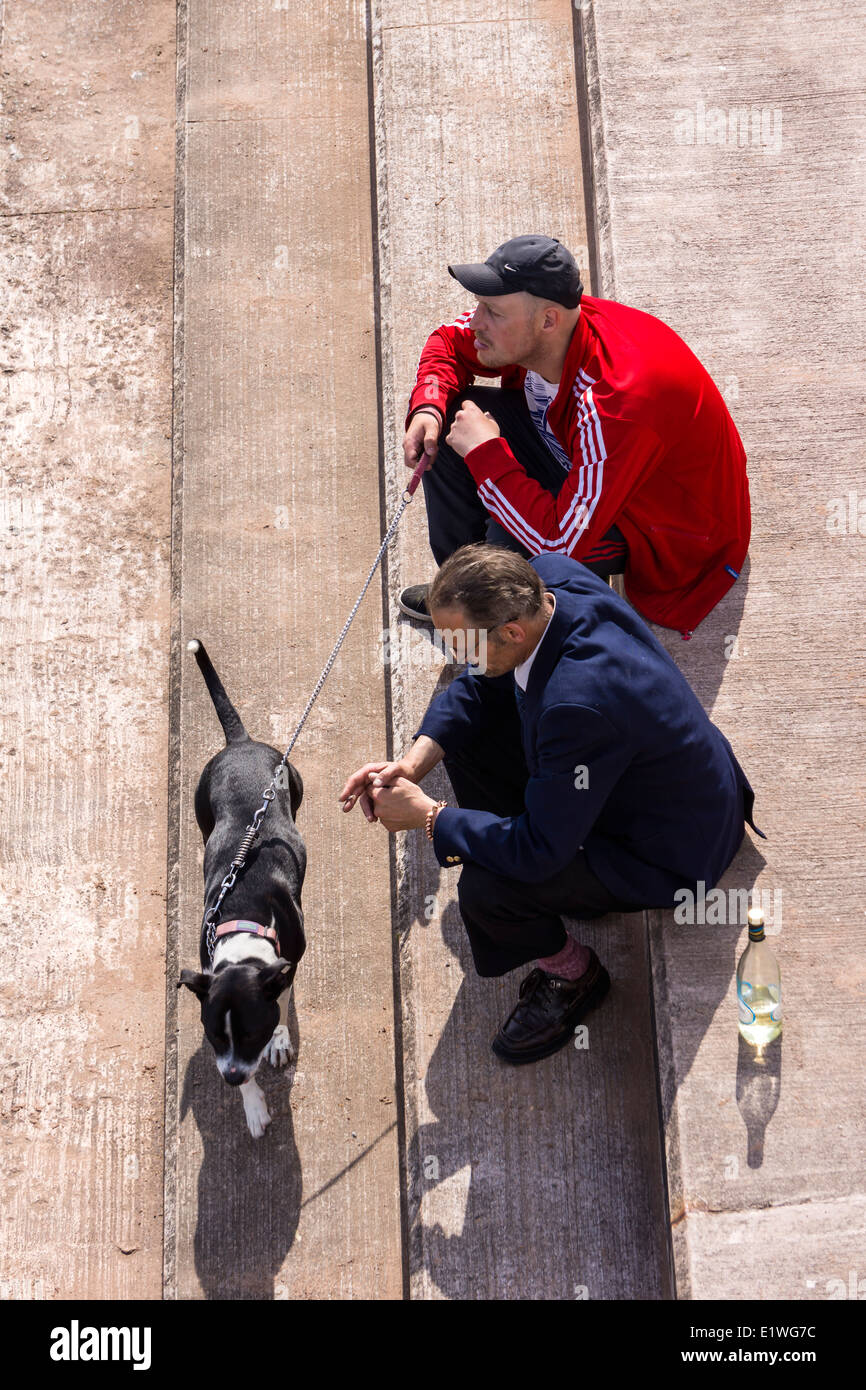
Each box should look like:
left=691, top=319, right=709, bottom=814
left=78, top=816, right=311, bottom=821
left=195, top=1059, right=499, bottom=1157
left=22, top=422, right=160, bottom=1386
left=0, top=1, right=175, bottom=1298
left=370, top=0, right=672, bottom=1299
left=580, top=0, right=866, bottom=1297
left=5, top=0, right=861, bottom=1306
left=165, top=0, right=403, bottom=1298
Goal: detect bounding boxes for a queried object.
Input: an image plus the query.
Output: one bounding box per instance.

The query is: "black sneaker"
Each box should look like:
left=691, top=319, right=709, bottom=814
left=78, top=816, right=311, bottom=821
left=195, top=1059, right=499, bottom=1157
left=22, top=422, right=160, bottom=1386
left=398, top=583, right=433, bottom=624
left=491, top=951, right=611, bottom=1065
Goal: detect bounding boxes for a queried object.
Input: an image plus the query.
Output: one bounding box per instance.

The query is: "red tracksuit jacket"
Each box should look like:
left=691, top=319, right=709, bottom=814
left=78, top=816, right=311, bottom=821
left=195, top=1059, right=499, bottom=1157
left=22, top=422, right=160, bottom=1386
left=405, top=294, right=751, bottom=634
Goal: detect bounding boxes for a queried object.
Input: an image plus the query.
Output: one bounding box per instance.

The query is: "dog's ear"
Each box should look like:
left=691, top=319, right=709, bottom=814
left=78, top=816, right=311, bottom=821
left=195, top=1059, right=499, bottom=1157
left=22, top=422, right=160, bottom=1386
left=261, top=958, right=296, bottom=999
left=288, top=764, right=303, bottom=820
left=177, top=969, right=212, bottom=999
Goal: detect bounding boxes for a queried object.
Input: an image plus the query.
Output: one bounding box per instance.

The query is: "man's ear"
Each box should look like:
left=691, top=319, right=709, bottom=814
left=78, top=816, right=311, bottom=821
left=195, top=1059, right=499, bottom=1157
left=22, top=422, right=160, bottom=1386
left=261, top=959, right=296, bottom=999
left=178, top=969, right=212, bottom=1000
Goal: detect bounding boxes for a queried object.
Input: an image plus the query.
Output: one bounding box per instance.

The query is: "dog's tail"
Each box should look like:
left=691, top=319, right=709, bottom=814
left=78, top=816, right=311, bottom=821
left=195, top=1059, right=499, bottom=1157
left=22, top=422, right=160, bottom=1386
left=187, top=639, right=249, bottom=744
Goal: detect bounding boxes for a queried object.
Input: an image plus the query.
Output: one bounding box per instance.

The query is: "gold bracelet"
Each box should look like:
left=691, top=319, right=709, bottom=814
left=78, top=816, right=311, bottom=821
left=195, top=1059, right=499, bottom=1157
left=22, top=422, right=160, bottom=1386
left=425, top=800, right=447, bottom=841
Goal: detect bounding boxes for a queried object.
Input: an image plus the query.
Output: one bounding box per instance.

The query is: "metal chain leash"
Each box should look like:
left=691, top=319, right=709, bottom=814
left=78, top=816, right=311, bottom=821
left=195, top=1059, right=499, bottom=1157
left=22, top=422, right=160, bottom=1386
left=202, top=457, right=428, bottom=964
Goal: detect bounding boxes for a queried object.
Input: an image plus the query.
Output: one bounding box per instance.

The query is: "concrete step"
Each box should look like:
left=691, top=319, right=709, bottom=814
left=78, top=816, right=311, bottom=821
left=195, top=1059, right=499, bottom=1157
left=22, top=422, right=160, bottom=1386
left=581, top=0, right=866, bottom=1299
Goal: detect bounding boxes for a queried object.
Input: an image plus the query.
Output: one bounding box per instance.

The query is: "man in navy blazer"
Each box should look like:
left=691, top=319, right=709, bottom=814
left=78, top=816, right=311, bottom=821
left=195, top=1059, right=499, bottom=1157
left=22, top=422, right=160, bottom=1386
left=339, top=545, right=763, bottom=1064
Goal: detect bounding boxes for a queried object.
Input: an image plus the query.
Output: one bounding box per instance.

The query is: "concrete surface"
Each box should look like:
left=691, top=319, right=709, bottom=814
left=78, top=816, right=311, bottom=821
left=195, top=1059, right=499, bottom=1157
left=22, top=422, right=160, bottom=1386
left=3, top=0, right=864, bottom=1303
left=580, top=0, right=866, bottom=1298
left=0, top=0, right=176, bottom=1298
left=371, top=0, right=671, bottom=1299
left=165, top=0, right=402, bottom=1299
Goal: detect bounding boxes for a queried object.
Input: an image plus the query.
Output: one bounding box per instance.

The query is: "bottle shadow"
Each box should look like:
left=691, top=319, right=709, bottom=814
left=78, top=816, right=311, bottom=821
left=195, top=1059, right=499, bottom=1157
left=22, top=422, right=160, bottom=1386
left=178, top=997, right=302, bottom=1300
left=649, top=832, right=782, bottom=1178
left=736, top=1033, right=782, bottom=1169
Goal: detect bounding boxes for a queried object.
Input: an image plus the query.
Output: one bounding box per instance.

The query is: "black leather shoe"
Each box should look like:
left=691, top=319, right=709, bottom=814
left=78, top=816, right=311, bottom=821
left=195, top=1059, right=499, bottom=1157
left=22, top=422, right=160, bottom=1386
left=491, top=950, right=611, bottom=1065
left=398, top=583, right=432, bottom=623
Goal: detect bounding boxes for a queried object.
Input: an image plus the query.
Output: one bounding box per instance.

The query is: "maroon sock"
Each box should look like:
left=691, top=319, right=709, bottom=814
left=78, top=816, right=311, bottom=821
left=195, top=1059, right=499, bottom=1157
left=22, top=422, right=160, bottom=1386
left=536, top=935, right=591, bottom=980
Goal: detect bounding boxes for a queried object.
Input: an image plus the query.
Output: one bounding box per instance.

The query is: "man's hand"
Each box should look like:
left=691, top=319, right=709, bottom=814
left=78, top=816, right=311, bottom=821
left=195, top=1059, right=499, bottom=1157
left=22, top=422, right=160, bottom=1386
left=367, top=776, right=439, bottom=833
left=339, top=738, right=446, bottom=824
left=339, top=757, right=419, bottom=822
left=445, top=400, right=501, bottom=459
left=403, top=410, right=442, bottom=471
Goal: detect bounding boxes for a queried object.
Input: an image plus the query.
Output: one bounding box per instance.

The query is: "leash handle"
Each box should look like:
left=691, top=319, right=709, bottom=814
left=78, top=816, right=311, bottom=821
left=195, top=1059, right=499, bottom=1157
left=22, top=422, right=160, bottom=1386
left=404, top=455, right=429, bottom=499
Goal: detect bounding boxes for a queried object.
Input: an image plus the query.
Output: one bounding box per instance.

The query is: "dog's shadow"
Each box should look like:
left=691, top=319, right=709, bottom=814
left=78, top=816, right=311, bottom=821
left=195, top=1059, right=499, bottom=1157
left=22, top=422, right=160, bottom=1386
left=179, top=998, right=301, bottom=1300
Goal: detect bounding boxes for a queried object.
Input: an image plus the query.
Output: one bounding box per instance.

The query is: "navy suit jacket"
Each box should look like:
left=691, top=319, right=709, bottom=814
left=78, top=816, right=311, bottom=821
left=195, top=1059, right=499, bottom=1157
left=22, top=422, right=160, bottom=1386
left=415, top=554, right=763, bottom=904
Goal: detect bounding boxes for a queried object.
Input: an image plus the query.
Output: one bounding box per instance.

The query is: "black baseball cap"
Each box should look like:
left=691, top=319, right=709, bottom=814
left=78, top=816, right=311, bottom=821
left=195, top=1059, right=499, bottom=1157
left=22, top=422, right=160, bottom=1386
left=448, top=235, right=583, bottom=308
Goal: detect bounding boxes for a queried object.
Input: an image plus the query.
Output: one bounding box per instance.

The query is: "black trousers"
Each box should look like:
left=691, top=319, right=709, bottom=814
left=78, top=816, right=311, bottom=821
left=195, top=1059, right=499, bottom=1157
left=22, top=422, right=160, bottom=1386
left=420, top=385, right=627, bottom=576
left=441, top=677, right=641, bottom=978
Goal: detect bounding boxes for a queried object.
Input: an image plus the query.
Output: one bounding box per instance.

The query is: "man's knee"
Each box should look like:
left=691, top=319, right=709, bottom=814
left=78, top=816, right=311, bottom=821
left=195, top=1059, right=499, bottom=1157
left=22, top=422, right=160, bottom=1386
left=485, top=518, right=532, bottom=558
left=457, top=862, right=491, bottom=917
left=579, top=523, right=628, bottom=577
left=446, top=385, right=525, bottom=435
left=447, top=383, right=502, bottom=415
left=457, top=861, right=514, bottom=919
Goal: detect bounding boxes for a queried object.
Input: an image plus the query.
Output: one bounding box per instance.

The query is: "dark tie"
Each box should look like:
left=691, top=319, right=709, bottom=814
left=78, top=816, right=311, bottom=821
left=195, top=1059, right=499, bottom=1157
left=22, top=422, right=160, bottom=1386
left=513, top=675, right=526, bottom=714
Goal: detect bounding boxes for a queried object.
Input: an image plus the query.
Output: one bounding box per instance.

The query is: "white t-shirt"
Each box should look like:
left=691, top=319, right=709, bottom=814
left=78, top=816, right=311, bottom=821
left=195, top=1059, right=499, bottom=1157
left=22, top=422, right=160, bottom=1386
left=523, top=371, right=571, bottom=472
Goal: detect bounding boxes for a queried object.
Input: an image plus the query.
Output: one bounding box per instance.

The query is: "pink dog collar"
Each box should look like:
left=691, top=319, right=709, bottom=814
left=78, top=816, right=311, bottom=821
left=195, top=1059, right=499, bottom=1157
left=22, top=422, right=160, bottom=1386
left=214, top=919, right=280, bottom=954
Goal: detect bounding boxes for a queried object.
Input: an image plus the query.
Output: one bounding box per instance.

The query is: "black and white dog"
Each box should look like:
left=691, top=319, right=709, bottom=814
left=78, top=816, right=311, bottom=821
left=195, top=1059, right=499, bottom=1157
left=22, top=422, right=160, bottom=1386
left=178, top=640, right=307, bottom=1138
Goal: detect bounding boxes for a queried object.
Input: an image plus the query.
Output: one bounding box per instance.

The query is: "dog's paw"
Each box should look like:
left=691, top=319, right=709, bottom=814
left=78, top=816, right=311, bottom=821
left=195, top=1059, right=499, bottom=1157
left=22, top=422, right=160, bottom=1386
left=265, top=1024, right=294, bottom=1068
left=241, top=1080, right=272, bottom=1139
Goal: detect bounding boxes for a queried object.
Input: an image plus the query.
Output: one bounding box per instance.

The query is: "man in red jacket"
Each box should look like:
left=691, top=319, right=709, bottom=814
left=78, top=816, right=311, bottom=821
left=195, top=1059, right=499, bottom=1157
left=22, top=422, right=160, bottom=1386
left=399, top=235, right=751, bottom=637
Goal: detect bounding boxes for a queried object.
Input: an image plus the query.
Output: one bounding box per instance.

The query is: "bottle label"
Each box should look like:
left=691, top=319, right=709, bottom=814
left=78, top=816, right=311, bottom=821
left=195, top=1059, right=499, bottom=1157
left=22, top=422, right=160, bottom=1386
left=738, top=982, right=781, bottom=1026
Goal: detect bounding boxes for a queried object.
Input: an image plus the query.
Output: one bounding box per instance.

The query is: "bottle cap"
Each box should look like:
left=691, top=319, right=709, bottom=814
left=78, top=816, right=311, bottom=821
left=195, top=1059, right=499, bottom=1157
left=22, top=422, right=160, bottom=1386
left=747, top=907, right=764, bottom=928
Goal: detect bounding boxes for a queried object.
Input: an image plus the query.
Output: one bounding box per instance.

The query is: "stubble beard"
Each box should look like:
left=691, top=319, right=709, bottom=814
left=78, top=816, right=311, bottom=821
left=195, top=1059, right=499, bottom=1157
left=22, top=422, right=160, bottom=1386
left=477, top=343, right=523, bottom=372
left=476, top=326, right=538, bottom=373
